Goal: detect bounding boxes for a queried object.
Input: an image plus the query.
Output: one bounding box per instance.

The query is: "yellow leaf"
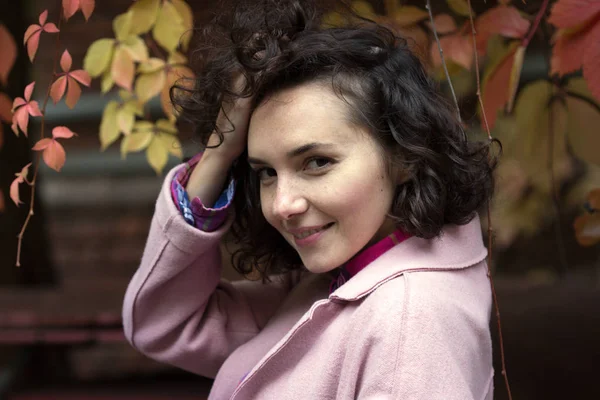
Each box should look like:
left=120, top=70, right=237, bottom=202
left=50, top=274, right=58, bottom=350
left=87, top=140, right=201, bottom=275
left=156, top=118, right=177, bottom=134
left=99, top=101, right=120, bottom=150
left=113, top=11, right=134, bottom=42
left=83, top=38, right=115, bottom=78
left=136, top=70, right=166, bottom=104
left=514, top=80, right=571, bottom=193
left=506, top=45, right=526, bottom=113
left=133, top=120, right=154, bottom=133
left=152, top=0, right=185, bottom=52
left=129, top=0, right=161, bottom=35
left=117, top=104, right=136, bottom=136
left=565, top=78, right=600, bottom=165
left=111, top=46, right=135, bottom=91
left=122, top=36, right=149, bottom=62
left=446, top=0, right=473, bottom=17
left=156, top=132, right=183, bottom=159
left=171, top=0, right=194, bottom=51
left=167, top=52, right=187, bottom=66
left=146, top=136, right=169, bottom=174
left=391, top=6, right=429, bottom=27
left=351, top=1, right=377, bottom=19
left=101, top=69, right=114, bottom=93
left=138, top=57, right=166, bottom=73
left=124, top=130, right=153, bottom=152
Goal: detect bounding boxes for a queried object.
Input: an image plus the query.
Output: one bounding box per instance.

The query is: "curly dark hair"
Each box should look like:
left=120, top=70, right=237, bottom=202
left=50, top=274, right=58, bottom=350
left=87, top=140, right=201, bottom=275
left=171, top=0, right=496, bottom=278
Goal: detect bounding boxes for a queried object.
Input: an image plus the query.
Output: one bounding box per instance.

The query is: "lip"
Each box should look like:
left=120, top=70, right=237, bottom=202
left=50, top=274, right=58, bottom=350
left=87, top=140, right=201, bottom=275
left=288, top=223, right=333, bottom=247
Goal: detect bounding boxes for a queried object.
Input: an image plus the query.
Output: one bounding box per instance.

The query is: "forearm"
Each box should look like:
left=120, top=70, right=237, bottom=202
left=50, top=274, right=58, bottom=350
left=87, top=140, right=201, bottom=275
left=186, top=146, right=235, bottom=208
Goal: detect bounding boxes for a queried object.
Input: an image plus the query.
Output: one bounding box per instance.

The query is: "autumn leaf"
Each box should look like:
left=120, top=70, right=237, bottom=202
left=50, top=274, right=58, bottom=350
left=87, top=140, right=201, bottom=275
left=63, top=0, right=95, bottom=21
left=129, top=0, right=161, bottom=35
left=11, top=81, right=43, bottom=137
left=83, top=38, right=116, bottom=78
left=481, top=41, right=520, bottom=129
left=446, top=0, right=473, bottom=17
left=113, top=10, right=134, bottom=42
left=426, top=14, right=457, bottom=35
left=574, top=189, right=600, bottom=246
left=136, top=58, right=166, bottom=104
left=563, top=78, right=600, bottom=166
left=146, top=135, right=169, bottom=174
left=0, top=24, right=17, bottom=86
left=153, top=0, right=186, bottom=53
left=121, top=36, right=149, bottom=62
left=430, top=30, right=473, bottom=70
left=10, top=163, right=32, bottom=206
left=475, top=5, right=530, bottom=55
left=99, top=101, right=119, bottom=150
left=23, top=10, right=60, bottom=62
left=161, top=60, right=194, bottom=120
left=111, top=46, right=135, bottom=91
left=389, top=6, right=429, bottom=27
left=549, top=0, right=600, bottom=101
left=32, top=126, right=76, bottom=172
left=171, top=0, right=194, bottom=50
left=50, top=50, right=91, bottom=109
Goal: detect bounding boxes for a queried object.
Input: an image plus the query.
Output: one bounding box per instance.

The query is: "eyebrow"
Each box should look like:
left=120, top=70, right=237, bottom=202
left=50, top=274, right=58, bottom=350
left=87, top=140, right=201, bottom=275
left=248, top=142, right=334, bottom=165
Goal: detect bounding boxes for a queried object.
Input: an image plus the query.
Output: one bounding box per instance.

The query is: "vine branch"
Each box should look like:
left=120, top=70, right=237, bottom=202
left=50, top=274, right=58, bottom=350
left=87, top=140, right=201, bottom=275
left=16, top=6, right=63, bottom=267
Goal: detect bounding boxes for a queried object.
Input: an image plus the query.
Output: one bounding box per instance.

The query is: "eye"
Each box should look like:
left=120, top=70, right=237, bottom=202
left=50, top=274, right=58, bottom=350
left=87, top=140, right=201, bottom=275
left=304, top=157, right=332, bottom=171
left=256, top=167, right=277, bottom=182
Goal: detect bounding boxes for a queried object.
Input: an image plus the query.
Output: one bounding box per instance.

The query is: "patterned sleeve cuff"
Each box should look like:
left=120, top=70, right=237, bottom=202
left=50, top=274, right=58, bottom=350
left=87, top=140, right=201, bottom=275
left=170, top=152, right=235, bottom=232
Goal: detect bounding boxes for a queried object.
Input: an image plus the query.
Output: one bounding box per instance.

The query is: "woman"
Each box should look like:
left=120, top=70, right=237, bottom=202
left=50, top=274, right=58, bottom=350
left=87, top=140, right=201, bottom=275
left=122, top=0, right=496, bottom=398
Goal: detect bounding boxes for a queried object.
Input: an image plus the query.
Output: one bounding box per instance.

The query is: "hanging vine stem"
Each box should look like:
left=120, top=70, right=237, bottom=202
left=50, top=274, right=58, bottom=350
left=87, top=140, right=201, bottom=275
left=424, top=0, right=464, bottom=140
left=464, top=0, right=512, bottom=398
left=16, top=5, right=63, bottom=267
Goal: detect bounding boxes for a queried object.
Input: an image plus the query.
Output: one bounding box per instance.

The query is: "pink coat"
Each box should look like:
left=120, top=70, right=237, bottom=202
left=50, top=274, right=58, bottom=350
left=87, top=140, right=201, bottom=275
left=122, top=166, right=494, bottom=399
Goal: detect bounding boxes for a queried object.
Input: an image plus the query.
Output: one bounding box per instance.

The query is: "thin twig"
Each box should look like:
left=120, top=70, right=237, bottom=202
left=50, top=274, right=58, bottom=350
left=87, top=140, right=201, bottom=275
left=523, top=0, right=551, bottom=47
left=16, top=4, right=63, bottom=267
left=466, top=0, right=512, bottom=398
left=425, top=0, right=464, bottom=135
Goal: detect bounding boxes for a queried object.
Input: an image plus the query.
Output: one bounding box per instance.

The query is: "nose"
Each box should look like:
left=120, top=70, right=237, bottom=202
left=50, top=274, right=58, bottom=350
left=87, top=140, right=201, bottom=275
left=271, top=180, right=309, bottom=221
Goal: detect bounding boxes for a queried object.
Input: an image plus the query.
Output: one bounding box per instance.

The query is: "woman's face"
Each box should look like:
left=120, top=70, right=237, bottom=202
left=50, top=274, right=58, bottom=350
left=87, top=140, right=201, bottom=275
left=247, top=82, right=397, bottom=273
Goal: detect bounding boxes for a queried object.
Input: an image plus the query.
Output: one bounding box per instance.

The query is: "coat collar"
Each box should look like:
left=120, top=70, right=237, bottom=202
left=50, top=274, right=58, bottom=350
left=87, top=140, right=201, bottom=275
left=329, top=215, right=488, bottom=301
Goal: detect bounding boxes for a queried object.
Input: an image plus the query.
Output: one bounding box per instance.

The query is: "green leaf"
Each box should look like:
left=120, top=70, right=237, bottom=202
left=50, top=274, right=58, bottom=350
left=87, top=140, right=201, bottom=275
left=83, top=38, right=115, bottom=78
left=101, top=68, right=114, bottom=93
left=129, top=0, right=161, bottom=35
left=156, top=132, right=183, bottom=159
left=152, top=1, right=185, bottom=53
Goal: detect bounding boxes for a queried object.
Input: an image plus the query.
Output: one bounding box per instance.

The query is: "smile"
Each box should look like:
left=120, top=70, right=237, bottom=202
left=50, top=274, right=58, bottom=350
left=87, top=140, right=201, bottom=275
left=291, top=223, right=334, bottom=246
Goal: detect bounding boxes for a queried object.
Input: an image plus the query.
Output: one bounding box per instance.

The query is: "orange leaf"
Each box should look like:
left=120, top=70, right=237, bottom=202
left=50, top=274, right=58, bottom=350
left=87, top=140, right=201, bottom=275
left=25, top=30, right=42, bottom=62
left=111, top=46, right=135, bottom=91
left=551, top=25, right=591, bottom=76
left=475, top=6, right=530, bottom=54
left=63, top=0, right=79, bottom=20
left=548, top=0, right=600, bottom=29
left=574, top=212, right=600, bottom=246
left=80, top=0, right=95, bottom=21
left=10, top=175, right=24, bottom=206
left=52, top=126, right=76, bottom=139
left=69, top=70, right=91, bottom=86
left=11, top=82, right=42, bottom=136
left=0, top=24, right=17, bottom=85
left=32, top=138, right=52, bottom=151
left=431, top=34, right=473, bottom=70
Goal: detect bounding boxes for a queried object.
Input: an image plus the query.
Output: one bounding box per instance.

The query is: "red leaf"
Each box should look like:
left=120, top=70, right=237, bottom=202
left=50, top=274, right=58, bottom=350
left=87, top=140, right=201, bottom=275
left=549, top=0, right=600, bottom=29
left=52, top=126, right=76, bottom=139
left=42, top=140, right=67, bottom=171
left=43, top=23, right=59, bottom=33
left=39, top=10, right=48, bottom=25
left=427, top=14, right=457, bottom=34
left=32, top=138, right=52, bottom=150
left=582, top=21, right=600, bottom=102
left=69, top=70, right=91, bottom=86
left=23, top=25, right=40, bottom=44
left=482, top=45, right=518, bottom=129
left=60, top=49, right=72, bottom=72
left=24, top=81, right=35, bottom=101
left=80, top=0, right=95, bottom=21
left=50, top=75, right=67, bottom=104
left=0, top=92, right=12, bottom=123
left=476, top=6, right=530, bottom=54
left=10, top=175, right=24, bottom=206
left=0, top=24, right=17, bottom=86
left=11, top=107, right=29, bottom=136
left=431, top=34, right=473, bottom=70
left=63, top=0, right=80, bottom=20
left=65, top=77, right=81, bottom=109
left=26, top=31, right=41, bottom=62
